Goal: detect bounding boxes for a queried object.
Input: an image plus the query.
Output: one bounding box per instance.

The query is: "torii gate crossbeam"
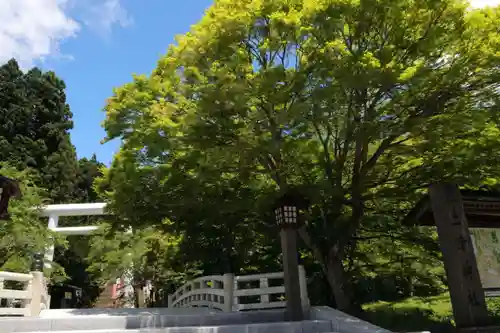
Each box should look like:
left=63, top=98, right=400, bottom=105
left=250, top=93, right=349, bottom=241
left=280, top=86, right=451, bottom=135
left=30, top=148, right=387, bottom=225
left=39, top=203, right=108, bottom=266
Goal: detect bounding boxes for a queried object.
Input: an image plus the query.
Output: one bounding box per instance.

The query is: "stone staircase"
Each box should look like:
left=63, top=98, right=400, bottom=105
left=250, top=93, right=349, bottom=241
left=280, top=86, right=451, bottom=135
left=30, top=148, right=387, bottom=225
left=0, top=307, right=393, bottom=333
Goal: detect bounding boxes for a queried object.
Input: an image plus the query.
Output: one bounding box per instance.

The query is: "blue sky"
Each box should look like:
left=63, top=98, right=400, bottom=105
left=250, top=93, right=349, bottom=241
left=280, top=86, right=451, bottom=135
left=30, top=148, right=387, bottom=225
left=0, top=0, right=498, bottom=165
left=50, top=0, right=213, bottom=165
left=0, top=0, right=213, bottom=165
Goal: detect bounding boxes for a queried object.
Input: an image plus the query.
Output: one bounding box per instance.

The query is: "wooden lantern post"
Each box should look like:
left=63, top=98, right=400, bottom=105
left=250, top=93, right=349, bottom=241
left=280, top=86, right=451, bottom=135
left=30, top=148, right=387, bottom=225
left=274, top=190, right=309, bottom=321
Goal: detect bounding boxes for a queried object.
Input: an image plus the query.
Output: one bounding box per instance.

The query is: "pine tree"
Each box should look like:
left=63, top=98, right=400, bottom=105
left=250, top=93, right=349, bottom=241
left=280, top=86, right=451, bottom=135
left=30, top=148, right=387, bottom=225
left=0, top=59, right=78, bottom=203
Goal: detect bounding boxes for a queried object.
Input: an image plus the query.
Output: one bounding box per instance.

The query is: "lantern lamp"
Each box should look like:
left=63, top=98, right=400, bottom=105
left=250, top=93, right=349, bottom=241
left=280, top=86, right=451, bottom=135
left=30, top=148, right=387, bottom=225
left=274, top=189, right=309, bottom=228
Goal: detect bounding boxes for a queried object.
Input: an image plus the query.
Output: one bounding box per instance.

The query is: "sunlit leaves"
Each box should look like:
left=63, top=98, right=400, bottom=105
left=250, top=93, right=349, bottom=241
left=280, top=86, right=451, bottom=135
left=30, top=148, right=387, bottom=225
left=101, top=0, right=500, bottom=310
left=85, top=223, right=186, bottom=289
left=0, top=163, right=66, bottom=280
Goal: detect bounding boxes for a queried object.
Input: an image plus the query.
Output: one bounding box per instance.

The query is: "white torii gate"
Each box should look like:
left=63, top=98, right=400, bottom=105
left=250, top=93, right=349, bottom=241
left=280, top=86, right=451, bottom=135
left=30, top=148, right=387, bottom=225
left=38, top=202, right=135, bottom=308
left=39, top=203, right=108, bottom=265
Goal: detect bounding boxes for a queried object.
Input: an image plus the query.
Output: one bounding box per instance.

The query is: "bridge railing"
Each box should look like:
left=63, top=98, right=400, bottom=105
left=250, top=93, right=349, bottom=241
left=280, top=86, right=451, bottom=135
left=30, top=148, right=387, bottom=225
left=168, top=266, right=309, bottom=312
left=0, top=271, right=48, bottom=317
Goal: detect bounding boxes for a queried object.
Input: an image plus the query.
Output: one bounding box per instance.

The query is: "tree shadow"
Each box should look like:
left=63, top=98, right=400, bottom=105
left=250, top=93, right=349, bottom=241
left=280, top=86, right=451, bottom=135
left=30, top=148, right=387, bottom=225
left=362, top=306, right=455, bottom=333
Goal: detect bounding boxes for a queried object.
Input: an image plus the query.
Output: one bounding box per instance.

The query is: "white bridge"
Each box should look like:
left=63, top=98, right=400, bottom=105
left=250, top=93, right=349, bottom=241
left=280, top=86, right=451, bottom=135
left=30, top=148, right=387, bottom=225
left=168, top=266, right=309, bottom=312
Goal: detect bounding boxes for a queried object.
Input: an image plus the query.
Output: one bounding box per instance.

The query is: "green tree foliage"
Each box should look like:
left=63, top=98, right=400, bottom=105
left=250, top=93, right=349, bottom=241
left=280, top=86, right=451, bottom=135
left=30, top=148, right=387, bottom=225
left=96, top=154, right=283, bottom=276
left=85, top=222, right=190, bottom=306
left=74, top=155, right=105, bottom=203
left=0, top=59, right=78, bottom=203
left=101, top=0, right=500, bottom=313
left=0, top=163, right=47, bottom=271
left=0, top=163, right=66, bottom=281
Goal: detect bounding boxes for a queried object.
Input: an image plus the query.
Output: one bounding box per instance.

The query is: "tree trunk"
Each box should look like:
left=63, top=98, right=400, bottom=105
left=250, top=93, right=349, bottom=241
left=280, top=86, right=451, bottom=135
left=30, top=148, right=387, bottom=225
left=134, top=284, right=145, bottom=308
left=298, top=226, right=359, bottom=314
left=325, top=250, right=355, bottom=313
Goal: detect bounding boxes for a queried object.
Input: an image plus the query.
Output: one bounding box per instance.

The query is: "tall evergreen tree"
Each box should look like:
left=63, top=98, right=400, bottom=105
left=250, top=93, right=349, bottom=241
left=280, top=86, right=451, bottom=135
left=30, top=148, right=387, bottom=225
left=74, top=154, right=105, bottom=203
left=0, top=59, right=78, bottom=203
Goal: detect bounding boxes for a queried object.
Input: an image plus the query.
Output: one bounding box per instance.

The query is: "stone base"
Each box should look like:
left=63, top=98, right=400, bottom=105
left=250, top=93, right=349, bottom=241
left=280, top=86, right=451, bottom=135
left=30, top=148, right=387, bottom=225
left=458, top=326, right=500, bottom=333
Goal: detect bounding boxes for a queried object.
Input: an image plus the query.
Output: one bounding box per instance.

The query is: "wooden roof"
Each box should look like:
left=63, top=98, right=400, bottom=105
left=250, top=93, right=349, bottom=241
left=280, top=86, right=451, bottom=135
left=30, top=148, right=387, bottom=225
left=404, top=189, right=500, bottom=228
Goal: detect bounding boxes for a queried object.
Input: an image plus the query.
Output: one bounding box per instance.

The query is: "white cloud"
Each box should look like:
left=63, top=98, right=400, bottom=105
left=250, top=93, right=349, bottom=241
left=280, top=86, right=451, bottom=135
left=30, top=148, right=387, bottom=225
left=0, top=0, right=79, bottom=68
left=0, top=0, right=131, bottom=69
left=470, top=0, right=500, bottom=8
left=80, top=0, right=133, bottom=36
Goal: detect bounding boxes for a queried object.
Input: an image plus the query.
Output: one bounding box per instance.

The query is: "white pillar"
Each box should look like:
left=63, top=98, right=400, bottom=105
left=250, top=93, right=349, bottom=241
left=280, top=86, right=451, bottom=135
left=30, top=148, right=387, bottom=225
left=47, top=215, right=58, bottom=229
left=45, top=215, right=59, bottom=269
left=28, top=271, right=44, bottom=316
left=260, top=277, right=269, bottom=305
left=223, top=273, right=234, bottom=312
left=0, top=278, right=4, bottom=307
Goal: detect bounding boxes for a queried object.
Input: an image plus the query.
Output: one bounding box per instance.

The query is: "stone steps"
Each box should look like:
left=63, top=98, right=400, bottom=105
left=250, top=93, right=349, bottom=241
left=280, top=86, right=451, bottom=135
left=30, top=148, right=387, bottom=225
left=39, top=307, right=218, bottom=318
left=3, top=319, right=334, bottom=333
left=0, top=308, right=288, bottom=333
left=1, top=306, right=394, bottom=333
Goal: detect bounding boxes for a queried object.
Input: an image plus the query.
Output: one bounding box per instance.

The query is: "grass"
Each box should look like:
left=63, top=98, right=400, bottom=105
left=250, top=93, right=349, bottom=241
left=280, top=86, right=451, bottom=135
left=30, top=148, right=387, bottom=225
left=362, top=293, right=500, bottom=332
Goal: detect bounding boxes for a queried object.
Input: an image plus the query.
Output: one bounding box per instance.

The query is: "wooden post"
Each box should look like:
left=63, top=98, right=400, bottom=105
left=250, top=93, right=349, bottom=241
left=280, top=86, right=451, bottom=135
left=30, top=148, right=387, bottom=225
left=298, top=265, right=310, bottom=312
left=167, top=294, right=173, bottom=308
left=428, top=183, right=489, bottom=328
left=223, top=273, right=234, bottom=312
left=280, top=228, right=303, bottom=321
